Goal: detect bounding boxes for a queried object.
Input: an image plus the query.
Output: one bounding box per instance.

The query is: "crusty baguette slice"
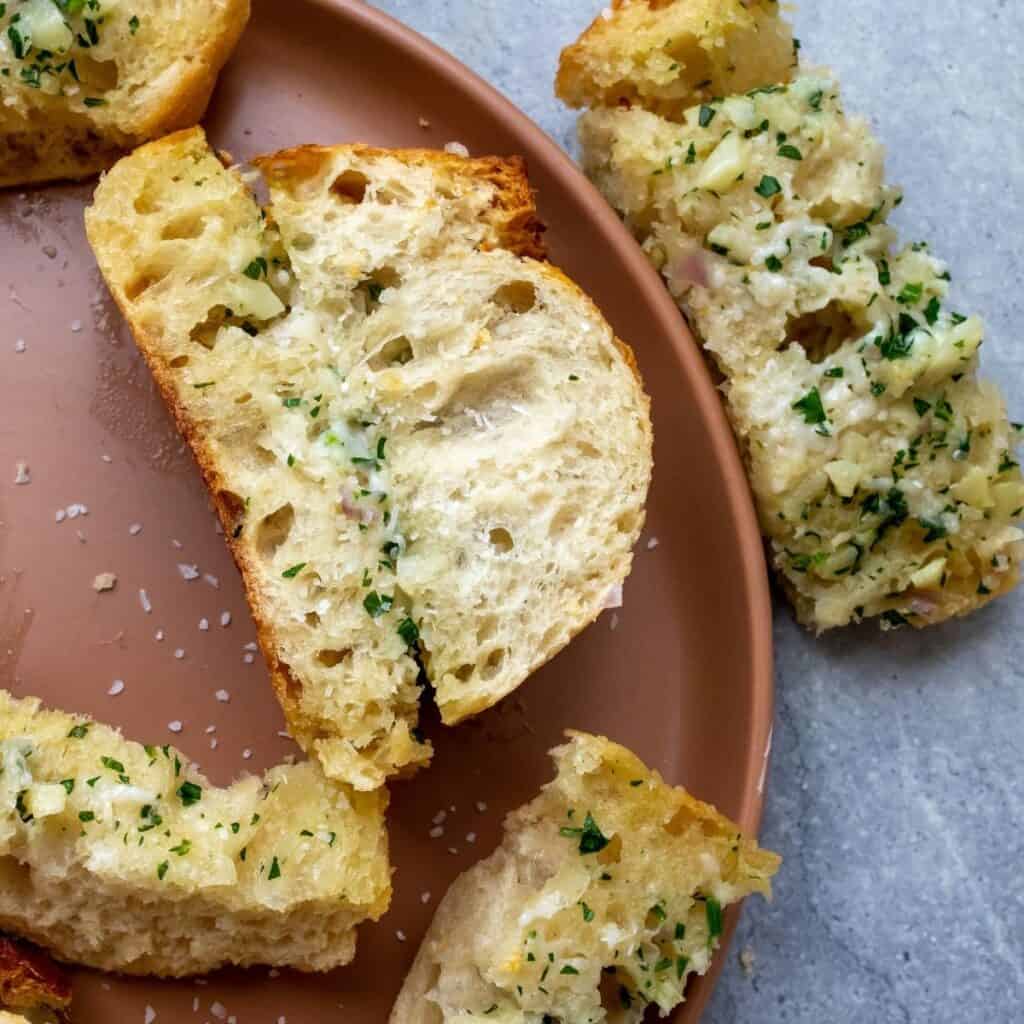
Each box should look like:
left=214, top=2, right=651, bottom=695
left=557, top=0, right=796, bottom=121
left=0, top=690, right=390, bottom=977
left=390, top=731, right=779, bottom=1024
left=0, top=937, right=70, bottom=1024
left=559, top=6, right=1024, bottom=631
left=85, top=129, right=653, bottom=790
left=0, top=0, right=248, bottom=187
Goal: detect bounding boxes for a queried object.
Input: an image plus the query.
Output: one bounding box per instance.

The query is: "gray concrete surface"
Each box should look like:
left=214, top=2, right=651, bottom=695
left=370, top=2, right=1024, bottom=1020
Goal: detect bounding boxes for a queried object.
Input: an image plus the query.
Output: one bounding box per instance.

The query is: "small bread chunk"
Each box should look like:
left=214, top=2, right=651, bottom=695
left=557, top=0, right=796, bottom=121
left=0, top=690, right=390, bottom=977
left=390, top=732, right=779, bottom=1024
left=85, top=129, right=652, bottom=789
left=0, top=0, right=249, bottom=187
left=559, top=7, right=1024, bottom=631
left=0, top=936, right=70, bottom=1023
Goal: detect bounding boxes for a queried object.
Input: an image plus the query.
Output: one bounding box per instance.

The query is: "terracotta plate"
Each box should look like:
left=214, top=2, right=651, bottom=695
left=0, top=0, right=773, bottom=1020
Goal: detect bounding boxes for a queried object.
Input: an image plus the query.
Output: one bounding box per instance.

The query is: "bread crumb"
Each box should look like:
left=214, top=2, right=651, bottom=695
left=93, top=572, right=118, bottom=593
left=444, top=141, right=470, bottom=158
left=108, top=679, right=125, bottom=696
left=13, top=462, right=30, bottom=485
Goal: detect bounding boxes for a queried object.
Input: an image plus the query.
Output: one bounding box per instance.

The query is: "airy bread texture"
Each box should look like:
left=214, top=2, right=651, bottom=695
left=0, top=690, right=390, bottom=977
left=557, top=0, right=796, bottom=121
left=85, top=129, right=652, bottom=790
left=559, top=7, right=1024, bottom=631
left=0, top=937, right=69, bottom=1024
left=390, top=732, right=779, bottom=1024
left=0, top=0, right=248, bottom=187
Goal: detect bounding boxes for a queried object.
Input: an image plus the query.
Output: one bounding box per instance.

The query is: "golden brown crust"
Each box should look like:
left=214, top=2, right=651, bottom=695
left=254, top=144, right=547, bottom=261
left=0, top=937, right=71, bottom=1020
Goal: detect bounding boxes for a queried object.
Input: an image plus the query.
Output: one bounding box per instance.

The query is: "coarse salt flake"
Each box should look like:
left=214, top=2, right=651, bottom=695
left=93, top=572, right=117, bottom=593
left=139, top=589, right=152, bottom=614
left=108, top=679, right=125, bottom=696
left=168, top=721, right=183, bottom=733
left=444, top=141, right=469, bottom=157
left=14, top=462, right=30, bottom=485
left=215, top=689, right=230, bottom=703
left=220, top=611, right=232, bottom=627
left=129, top=523, right=143, bottom=535
left=178, top=563, right=200, bottom=581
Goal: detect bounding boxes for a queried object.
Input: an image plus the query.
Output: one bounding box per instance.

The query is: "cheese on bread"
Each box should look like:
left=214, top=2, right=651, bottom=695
left=85, top=129, right=653, bottom=789
left=0, top=0, right=248, bottom=187
left=559, top=3, right=1023, bottom=631
left=390, top=732, right=779, bottom=1024
left=0, top=690, right=390, bottom=977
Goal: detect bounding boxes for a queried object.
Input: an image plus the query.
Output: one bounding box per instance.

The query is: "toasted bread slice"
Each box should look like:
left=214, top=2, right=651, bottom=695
left=0, top=937, right=70, bottom=1024
left=0, top=0, right=248, bottom=188
left=559, top=7, right=1024, bottom=631
left=557, top=0, right=796, bottom=121
left=85, top=129, right=653, bottom=789
left=391, top=731, right=779, bottom=1023
left=0, top=690, right=390, bottom=977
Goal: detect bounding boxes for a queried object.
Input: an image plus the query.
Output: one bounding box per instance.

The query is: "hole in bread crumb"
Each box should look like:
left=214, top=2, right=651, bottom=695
left=190, top=308, right=224, bottom=350
left=256, top=504, right=295, bottom=557
left=218, top=490, right=246, bottom=538
left=124, top=272, right=162, bottom=302
left=616, top=510, right=641, bottom=534
left=235, top=392, right=252, bottom=404
left=488, top=528, right=514, bottom=554
left=161, top=214, right=206, bottom=241
left=368, top=336, right=414, bottom=372
left=476, top=615, right=498, bottom=644
left=292, top=232, right=316, bottom=252
left=576, top=440, right=601, bottom=459
left=452, top=663, right=475, bottom=683
left=305, top=611, right=321, bottom=628
left=316, top=648, right=351, bottom=668
left=481, top=647, right=507, bottom=680
left=549, top=505, right=578, bottom=537
left=785, top=301, right=860, bottom=364
left=491, top=280, right=537, bottom=314
left=75, top=55, right=119, bottom=91
left=169, top=354, right=189, bottom=368
left=330, top=170, right=370, bottom=204
left=357, top=266, right=402, bottom=313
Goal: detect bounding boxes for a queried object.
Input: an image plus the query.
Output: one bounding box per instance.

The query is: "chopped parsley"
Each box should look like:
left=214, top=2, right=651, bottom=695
left=129, top=14, right=140, bottom=34
left=824, top=367, right=844, bottom=378
left=913, top=398, right=932, bottom=417
left=897, top=282, right=923, bottom=305
left=157, top=861, right=169, bottom=880
left=559, top=812, right=609, bottom=854
left=698, top=105, right=716, bottom=127
left=754, top=175, right=782, bottom=199
left=67, top=724, right=90, bottom=739
left=176, top=781, right=202, bottom=807
left=268, top=856, right=281, bottom=880
left=777, top=143, right=803, bottom=160
left=705, top=897, right=723, bottom=940
left=765, top=254, right=783, bottom=272
left=363, top=591, right=393, bottom=617
left=243, top=257, right=268, bottom=279
left=282, top=562, right=306, bottom=579
left=397, top=617, right=419, bottom=647
left=792, top=387, right=827, bottom=425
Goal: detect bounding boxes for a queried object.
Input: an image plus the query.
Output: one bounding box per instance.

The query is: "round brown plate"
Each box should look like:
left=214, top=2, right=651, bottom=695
left=0, top=1, right=773, bottom=1020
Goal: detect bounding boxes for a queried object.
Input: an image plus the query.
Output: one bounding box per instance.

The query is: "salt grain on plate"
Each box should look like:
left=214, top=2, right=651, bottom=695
left=101, top=453, right=112, bottom=463
left=199, top=618, right=209, bottom=631
left=432, top=810, right=447, bottom=825
left=396, top=930, right=407, bottom=942
left=466, top=832, right=477, bottom=844
left=211, top=1003, right=227, bottom=1021
left=420, top=891, right=431, bottom=904
left=144, top=1007, right=156, bottom=1024
left=168, top=721, right=183, bottom=733
left=647, top=536, right=660, bottom=550
left=192, top=997, right=200, bottom=1012
left=14, top=339, right=25, bottom=353
left=66, top=503, right=88, bottom=518
left=70, top=319, right=82, bottom=333
left=243, top=641, right=258, bottom=651
left=93, top=572, right=117, bottom=593
left=444, top=140, right=469, bottom=157
left=448, top=847, right=459, bottom=855
left=243, top=653, right=255, bottom=664
left=220, top=611, right=232, bottom=627
left=108, top=679, right=125, bottom=696
left=155, top=629, right=165, bottom=641
left=139, top=589, right=153, bottom=613
left=55, top=509, right=65, bottom=523
left=215, top=689, right=230, bottom=703
left=418, top=116, right=431, bottom=128
left=174, top=648, right=185, bottom=659
left=129, top=523, right=143, bottom=535
left=13, top=462, right=30, bottom=485
left=205, top=725, right=217, bottom=733
left=428, top=826, right=444, bottom=839
left=476, top=801, right=488, bottom=813
left=178, top=563, right=200, bottom=581
left=171, top=539, right=183, bottom=550
left=610, top=612, right=620, bottom=631
left=204, top=573, right=220, bottom=588
left=242, top=749, right=252, bottom=760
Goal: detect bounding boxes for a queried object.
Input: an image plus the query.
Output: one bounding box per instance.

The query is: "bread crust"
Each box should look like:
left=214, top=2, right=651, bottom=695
left=0, top=938, right=70, bottom=1022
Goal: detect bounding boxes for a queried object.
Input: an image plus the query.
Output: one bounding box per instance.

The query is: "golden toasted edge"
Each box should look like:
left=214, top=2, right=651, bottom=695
left=252, top=142, right=548, bottom=261
left=0, top=937, right=71, bottom=1021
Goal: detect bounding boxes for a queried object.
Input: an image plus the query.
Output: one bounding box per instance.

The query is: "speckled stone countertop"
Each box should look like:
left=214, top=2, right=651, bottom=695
left=370, top=2, right=1024, bottom=1020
